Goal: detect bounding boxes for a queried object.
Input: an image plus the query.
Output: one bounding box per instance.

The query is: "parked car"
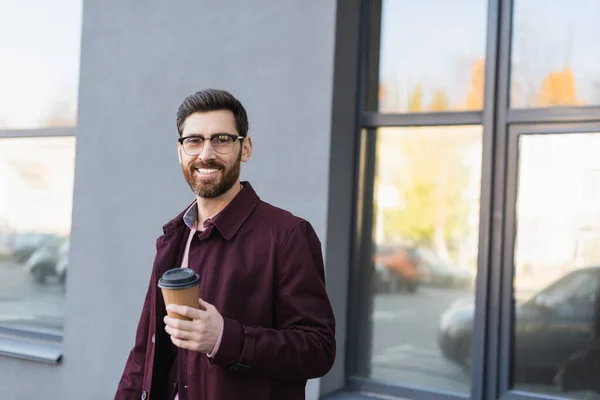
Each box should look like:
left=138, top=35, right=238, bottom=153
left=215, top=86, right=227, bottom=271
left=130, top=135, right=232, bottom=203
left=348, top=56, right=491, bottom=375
left=438, top=266, right=600, bottom=385
left=373, top=244, right=421, bottom=293
left=11, top=233, right=59, bottom=263
left=416, top=248, right=474, bottom=290
left=24, top=237, right=67, bottom=284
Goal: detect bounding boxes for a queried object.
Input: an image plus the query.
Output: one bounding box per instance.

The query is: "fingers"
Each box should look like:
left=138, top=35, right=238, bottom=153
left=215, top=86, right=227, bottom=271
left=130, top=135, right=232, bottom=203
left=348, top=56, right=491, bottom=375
left=166, top=304, right=205, bottom=320
left=163, top=315, right=194, bottom=330
left=164, top=323, right=196, bottom=339
left=197, top=297, right=213, bottom=311
left=163, top=298, right=221, bottom=354
left=164, top=317, right=202, bottom=352
left=170, top=335, right=200, bottom=352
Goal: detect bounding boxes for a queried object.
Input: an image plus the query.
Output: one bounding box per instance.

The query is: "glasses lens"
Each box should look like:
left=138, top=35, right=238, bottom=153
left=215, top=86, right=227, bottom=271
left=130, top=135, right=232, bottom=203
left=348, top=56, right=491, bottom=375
left=211, top=135, right=235, bottom=154
left=184, top=137, right=203, bottom=155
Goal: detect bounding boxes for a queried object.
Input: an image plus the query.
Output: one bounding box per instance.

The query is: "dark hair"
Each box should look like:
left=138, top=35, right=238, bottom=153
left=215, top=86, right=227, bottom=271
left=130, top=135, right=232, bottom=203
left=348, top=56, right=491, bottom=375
left=176, top=89, right=249, bottom=137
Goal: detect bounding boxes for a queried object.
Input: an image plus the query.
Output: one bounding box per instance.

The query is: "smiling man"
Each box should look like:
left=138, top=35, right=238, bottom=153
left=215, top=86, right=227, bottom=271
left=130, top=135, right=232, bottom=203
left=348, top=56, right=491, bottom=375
left=115, top=89, right=336, bottom=400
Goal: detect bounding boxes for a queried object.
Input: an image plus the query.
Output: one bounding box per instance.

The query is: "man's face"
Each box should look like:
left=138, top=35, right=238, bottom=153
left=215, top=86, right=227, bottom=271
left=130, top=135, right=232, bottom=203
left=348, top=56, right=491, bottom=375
left=178, top=110, right=251, bottom=198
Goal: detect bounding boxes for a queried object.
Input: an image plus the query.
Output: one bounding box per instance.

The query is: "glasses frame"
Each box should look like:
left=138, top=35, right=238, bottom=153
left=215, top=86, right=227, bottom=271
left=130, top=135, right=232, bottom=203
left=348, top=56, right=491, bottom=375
left=178, top=133, right=245, bottom=155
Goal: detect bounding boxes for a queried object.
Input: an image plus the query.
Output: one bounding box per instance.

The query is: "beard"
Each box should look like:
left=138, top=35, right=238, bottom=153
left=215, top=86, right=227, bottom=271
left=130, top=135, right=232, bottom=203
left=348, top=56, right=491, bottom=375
left=182, top=149, right=242, bottom=199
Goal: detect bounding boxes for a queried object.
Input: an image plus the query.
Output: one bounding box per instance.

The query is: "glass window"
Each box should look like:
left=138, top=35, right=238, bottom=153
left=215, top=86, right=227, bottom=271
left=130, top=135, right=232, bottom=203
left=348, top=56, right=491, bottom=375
left=376, top=0, right=488, bottom=113
left=512, top=133, right=600, bottom=397
left=0, top=0, right=83, bottom=129
left=0, top=137, right=76, bottom=334
left=364, top=126, right=482, bottom=393
left=511, top=0, right=600, bottom=108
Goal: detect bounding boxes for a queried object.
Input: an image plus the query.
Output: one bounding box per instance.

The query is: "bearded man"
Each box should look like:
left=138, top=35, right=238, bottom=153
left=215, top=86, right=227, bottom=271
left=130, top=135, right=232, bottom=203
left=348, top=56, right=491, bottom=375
left=115, top=89, right=336, bottom=400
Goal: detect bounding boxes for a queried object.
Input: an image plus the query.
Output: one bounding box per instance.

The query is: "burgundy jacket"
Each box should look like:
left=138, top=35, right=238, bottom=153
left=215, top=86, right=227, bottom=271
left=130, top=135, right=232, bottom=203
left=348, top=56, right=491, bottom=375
left=115, top=183, right=336, bottom=400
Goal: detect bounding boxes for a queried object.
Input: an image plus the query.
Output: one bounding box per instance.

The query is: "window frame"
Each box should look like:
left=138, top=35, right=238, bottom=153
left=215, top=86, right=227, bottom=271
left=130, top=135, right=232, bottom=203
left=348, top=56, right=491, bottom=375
left=346, top=0, right=600, bottom=399
left=499, top=122, right=600, bottom=400
left=0, top=126, right=76, bottom=359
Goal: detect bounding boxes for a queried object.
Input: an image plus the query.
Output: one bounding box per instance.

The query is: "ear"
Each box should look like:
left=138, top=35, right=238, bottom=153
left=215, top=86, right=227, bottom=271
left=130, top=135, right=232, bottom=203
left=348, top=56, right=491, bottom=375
left=177, top=142, right=183, bottom=165
left=241, top=136, right=252, bottom=162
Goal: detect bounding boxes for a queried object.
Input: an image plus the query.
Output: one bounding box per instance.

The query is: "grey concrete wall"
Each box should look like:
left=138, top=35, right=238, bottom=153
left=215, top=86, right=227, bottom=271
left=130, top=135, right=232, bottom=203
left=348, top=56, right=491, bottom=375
left=0, top=1, right=340, bottom=399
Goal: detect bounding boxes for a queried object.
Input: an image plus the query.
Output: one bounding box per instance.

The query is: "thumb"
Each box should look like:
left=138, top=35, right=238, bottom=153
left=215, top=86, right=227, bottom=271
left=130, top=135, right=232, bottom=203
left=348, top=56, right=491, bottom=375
left=198, top=297, right=210, bottom=311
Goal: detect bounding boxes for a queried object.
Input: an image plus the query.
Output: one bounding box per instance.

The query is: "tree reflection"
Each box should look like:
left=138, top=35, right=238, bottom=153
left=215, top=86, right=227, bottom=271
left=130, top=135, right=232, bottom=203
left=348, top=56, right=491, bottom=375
left=376, top=127, right=481, bottom=267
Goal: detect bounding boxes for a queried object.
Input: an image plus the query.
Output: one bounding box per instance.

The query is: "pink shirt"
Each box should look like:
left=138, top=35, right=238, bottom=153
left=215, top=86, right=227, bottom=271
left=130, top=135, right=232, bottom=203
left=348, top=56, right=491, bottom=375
left=180, top=219, right=224, bottom=358
left=180, top=201, right=224, bottom=357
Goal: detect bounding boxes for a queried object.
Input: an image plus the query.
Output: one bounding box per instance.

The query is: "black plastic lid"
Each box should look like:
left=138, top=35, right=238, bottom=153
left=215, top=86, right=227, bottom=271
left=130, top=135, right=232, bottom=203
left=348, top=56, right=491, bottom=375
left=158, top=268, right=200, bottom=289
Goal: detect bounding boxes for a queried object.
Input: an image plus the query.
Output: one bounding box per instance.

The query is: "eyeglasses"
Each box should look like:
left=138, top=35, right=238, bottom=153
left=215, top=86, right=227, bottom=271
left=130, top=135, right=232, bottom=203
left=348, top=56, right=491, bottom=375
left=178, top=133, right=244, bottom=155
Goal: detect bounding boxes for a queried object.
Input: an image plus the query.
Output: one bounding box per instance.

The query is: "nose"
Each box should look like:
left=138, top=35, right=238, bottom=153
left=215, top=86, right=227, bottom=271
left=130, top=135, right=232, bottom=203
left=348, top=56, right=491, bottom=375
left=197, top=139, right=216, bottom=161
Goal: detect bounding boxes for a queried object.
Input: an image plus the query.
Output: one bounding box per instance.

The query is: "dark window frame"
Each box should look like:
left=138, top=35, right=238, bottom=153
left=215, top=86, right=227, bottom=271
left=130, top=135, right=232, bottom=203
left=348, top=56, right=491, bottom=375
left=0, top=127, right=75, bottom=139
left=499, top=122, right=600, bottom=400
left=0, top=126, right=76, bottom=358
left=346, top=0, right=600, bottom=399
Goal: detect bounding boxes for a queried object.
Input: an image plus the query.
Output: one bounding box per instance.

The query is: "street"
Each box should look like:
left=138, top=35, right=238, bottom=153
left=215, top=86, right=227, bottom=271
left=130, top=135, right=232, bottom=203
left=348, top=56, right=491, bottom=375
left=0, top=258, right=64, bottom=333
left=371, top=287, right=473, bottom=393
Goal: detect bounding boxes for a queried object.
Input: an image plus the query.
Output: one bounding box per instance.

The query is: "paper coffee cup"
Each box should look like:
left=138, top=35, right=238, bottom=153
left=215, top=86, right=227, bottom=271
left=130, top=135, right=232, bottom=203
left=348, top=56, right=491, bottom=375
left=158, top=268, right=201, bottom=320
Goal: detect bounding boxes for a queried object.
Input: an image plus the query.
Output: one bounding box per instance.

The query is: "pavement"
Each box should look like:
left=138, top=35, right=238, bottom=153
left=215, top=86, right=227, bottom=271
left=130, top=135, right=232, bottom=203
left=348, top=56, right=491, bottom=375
left=370, top=287, right=472, bottom=394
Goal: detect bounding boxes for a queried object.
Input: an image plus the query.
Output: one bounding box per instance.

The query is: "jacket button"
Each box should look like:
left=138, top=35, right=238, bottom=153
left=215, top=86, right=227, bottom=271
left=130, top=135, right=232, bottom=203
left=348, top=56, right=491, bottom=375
left=151, top=334, right=155, bottom=344
left=141, top=391, right=147, bottom=400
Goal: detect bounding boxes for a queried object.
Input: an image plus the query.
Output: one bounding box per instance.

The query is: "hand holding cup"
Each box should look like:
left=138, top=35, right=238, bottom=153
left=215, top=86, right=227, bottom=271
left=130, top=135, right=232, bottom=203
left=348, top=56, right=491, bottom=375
left=158, top=268, right=202, bottom=320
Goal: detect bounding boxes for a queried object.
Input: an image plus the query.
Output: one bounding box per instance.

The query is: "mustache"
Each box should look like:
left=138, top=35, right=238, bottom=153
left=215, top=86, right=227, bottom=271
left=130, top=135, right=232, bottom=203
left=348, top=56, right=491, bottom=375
left=191, top=161, right=224, bottom=169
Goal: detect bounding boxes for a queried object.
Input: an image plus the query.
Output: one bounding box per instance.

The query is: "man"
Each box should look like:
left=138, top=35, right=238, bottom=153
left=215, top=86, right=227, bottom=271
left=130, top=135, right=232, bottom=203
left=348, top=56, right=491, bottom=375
left=115, top=89, right=336, bottom=400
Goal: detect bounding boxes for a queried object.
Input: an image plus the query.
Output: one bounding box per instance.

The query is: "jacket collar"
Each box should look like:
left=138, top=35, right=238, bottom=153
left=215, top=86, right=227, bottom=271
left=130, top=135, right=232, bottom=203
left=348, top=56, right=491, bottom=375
left=162, top=181, right=260, bottom=240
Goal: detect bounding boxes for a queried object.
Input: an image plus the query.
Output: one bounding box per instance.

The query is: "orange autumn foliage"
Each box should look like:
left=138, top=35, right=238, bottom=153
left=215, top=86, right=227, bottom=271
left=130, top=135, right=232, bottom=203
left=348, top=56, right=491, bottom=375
left=537, top=67, right=582, bottom=107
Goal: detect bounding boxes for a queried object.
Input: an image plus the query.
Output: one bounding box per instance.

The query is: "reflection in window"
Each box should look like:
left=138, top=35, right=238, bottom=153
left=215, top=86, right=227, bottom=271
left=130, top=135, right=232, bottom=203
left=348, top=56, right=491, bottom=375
left=0, top=0, right=83, bottom=129
left=377, top=0, right=487, bottom=113
left=511, top=0, right=600, bottom=108
left=365, top=126, right=482, bottom=393
left=512, top=133, right=600, bottom=397
left=0, top=137, right=75, bottom=333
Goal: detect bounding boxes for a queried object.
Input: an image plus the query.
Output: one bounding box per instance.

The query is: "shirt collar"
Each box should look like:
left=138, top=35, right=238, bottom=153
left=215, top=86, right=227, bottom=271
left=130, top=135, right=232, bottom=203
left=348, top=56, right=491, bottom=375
left=163, top=181, right=260, bottom=239
left=182, top=202, right=198, bottom=229
left=210, top=182, right=260, bottom=240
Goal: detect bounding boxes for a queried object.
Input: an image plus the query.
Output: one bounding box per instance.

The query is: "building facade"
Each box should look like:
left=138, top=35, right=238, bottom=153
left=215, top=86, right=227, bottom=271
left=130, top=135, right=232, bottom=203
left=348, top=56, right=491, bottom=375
left=1, top=1, right=599, bottom=399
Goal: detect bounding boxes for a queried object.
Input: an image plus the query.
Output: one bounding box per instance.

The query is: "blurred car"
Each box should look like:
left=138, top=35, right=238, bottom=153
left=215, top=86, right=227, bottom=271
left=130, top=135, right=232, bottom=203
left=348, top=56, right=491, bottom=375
left=24, top=237, right=66, bottom=284
left=11, top=233, right=59, bottom=263
left=373, top=245, right=421, bottom=293
left=438, top=266, right=600, bottom=384
left=416, top=248, right=474, bottom=290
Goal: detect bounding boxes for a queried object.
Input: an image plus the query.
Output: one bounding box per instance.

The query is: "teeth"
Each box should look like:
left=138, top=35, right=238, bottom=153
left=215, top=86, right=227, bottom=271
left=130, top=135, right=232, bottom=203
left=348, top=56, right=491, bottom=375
left=196, top=168, right=219, bottom=173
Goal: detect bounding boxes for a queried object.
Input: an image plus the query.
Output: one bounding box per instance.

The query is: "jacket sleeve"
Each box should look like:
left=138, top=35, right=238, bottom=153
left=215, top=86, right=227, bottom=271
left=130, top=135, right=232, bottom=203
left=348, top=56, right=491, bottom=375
left=114, top=270, right=154, bottom=399
left=209, top=221, right=336, bottom=380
